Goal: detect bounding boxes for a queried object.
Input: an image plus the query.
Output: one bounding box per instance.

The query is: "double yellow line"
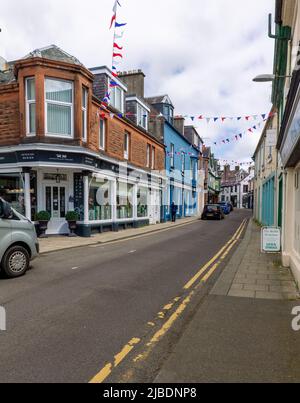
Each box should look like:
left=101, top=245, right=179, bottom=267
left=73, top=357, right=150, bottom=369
left=184, top=218, right=247, bottom=289
left=89, top=218, right=248, bottom=384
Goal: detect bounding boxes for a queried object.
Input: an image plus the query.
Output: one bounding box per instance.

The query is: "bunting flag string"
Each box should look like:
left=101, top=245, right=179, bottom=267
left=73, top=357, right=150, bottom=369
left=102, top=0, right=127, bottom=105
left=183, top=112, right=274, bottom=123
left=210, top=118, right=267, bottom=147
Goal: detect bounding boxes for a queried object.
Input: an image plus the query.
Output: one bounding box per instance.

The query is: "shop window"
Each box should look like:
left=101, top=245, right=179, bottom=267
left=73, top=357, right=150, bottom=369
left=89, top=178, right=112, bottom=221
left=137, top=187, right=148, bottom=218
left=26, top=78, right=36, bottom=135
left=0, top=174, right=26, bottom=215
left=117, top=182, right=133, bottom=219
left=45, top=78, right=73, bottom=137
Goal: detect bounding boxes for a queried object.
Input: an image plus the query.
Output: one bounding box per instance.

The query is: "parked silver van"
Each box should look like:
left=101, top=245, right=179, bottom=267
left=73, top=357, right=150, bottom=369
left=0, top=198, right=39, bottom=278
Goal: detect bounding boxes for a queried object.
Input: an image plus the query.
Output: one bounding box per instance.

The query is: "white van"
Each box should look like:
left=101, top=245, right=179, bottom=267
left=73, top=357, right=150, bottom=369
left=0, top=198, right=39, bottom=278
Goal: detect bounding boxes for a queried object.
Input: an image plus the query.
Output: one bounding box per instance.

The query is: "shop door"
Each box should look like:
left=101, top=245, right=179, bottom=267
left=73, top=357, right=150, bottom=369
left=149, top=190, right=160, bottom=225
left=44, top=185, right=68, bottom=235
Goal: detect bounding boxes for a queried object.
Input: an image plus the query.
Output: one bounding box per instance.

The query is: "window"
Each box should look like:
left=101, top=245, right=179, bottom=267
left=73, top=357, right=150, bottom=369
left=99, top=119, right=106, bottom=150
left=82, top=87, right=88, bottom=142
left=181, top=154, right=185, bottom=174
left=110, top=86, right=124, bottom=112
left=170, top=143, right=175, bottom=169
left=124, top=132, right=130, bottom=160
left=26, top=78, right=36, bottom=135
left=146, top=144, right=151, bottom=168
left=137, top=104, right=148, bottom=130
left=137, top=187, right=148, bottom=218
left=45, top=78, right=73, bottom=137
left=151, top=147, right=155, bottom=170
left=89, top=178, right=112, bottom=221
left=243, top=185, right=249, bottom=193
left=117, top=182, right=133, bottom=219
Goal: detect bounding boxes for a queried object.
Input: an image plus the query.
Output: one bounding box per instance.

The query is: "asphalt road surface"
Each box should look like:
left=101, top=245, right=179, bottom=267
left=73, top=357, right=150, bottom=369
left=0, top=210, right=251, bottom=383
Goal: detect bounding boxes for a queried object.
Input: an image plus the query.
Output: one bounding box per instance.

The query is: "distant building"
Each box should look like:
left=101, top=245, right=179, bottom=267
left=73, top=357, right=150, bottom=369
left=202, top=147, right=221, bottom=204
left=219, top=165, right=250, bottom=209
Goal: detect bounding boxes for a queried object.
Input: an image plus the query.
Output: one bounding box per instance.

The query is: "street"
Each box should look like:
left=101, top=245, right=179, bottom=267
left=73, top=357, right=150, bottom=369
left=0, top=210, right=250, bottom=383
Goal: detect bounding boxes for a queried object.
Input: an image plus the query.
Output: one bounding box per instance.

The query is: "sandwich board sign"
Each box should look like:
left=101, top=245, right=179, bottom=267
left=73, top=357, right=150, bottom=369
left=261, top=227, right=281, bottom=253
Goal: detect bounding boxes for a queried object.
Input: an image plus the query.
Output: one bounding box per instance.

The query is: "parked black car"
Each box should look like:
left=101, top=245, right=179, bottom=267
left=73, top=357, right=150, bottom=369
left=201, top=204, right=225, bottom=220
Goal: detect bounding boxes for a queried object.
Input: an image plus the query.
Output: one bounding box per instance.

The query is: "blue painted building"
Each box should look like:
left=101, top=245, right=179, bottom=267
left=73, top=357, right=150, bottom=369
left=146, top=95, right=201, bottom=221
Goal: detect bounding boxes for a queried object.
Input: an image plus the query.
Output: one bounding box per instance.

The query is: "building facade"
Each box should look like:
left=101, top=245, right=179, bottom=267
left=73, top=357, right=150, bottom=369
left=253, top=110, right=278, bottom=225
left=0, top=45, right=166, bottom=237
left=271, top=0, right=300, bottom=283
left=220, top=165, right=250, bottom=209
left=203, top=147, right=221, bottom=204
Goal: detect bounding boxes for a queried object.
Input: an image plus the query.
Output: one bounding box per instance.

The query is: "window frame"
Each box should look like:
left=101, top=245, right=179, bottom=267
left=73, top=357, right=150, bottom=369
left=25, top=77, right=36, bottom=136
left=45, top=77, right=74, bottom=138
left=137, top=103, right=148, bottom=130
left=151, top=146, right=156, bottom=170
left=82, top=86, right=88, bottom=143
left=110, top=85, right=124, bottom=113
left=124, top=132, right=130, bottom=160
left=99, top=119, right=106, bottom=151
left=146, top=144, right=151, bottom=168
left=170, top=143, right=175, bottom=169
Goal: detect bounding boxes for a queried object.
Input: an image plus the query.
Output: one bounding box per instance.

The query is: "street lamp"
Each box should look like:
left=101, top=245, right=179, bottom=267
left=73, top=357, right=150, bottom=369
left=253, top=74, right=292, bottom=83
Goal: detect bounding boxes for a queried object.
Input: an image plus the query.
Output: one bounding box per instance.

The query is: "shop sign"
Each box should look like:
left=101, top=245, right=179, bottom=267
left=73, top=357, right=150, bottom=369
left=281, top=93, right=300, bottom=166
left=261, top=227, right=281, bottom=253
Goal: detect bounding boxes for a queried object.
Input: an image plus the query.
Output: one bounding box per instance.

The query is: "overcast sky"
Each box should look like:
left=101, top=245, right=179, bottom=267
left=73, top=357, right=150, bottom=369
left=0, top=0, right=275, bottom=165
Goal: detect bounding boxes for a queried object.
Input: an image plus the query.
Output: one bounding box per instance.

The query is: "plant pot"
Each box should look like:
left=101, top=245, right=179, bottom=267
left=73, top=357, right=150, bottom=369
left=38, top=220, right=49, bottom=238
left=67, top=220, right=78, bottom=237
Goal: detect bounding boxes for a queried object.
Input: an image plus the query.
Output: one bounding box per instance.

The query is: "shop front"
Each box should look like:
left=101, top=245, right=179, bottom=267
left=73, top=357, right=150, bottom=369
left=0, top=145, right=165, bottom=237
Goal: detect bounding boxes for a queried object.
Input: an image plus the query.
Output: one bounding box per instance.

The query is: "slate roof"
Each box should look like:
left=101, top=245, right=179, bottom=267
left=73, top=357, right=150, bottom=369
left=146, top=95, right=174, bottom=107
left=22, top=45, right=84, bottom=66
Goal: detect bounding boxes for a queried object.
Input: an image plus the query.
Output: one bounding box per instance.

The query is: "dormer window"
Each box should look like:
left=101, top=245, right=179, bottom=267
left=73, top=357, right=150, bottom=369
left=110, top=86, right=124, bottom=113
left=137, top=104, right=148, bottom=130
left=45, top=78, right=73, bottom=138
left=26, top=78, right=36, bottom=136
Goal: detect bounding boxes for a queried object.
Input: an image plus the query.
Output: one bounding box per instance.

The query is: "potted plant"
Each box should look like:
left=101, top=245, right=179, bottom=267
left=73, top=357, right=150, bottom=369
left=36, top=211, right=51, bottom=238
left=66, top=211, right=79, bottom=237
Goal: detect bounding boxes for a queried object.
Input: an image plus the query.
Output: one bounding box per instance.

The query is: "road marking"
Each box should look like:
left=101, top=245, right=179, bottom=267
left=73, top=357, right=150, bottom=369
left=128, top=250, right=137, bottom=254
left=183, top=219, right=246, bottom=290
left=89, top=338, right=141, bottom=384
left=89, top=218, right=248, bottom=383
left=71, top=267, right=79, bottom=270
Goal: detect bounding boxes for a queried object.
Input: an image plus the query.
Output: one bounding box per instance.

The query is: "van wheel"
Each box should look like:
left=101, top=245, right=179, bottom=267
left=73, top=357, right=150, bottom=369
left=1, top=246, right=30, bottom=278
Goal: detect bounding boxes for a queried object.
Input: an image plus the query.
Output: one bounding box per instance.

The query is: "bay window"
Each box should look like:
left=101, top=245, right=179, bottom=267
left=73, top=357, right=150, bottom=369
left=45, top=78, right=73, bottom=137
left=82, top=87, right=88, bottom=142
left=26, top=78, right=36, bottom=135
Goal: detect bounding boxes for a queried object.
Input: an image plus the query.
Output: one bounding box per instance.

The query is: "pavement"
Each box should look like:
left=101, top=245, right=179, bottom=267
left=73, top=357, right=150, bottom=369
left=155, top=220, right=300, bottom=383
left=0, top=210, right=249, bottom=383
left=39, top=217, right=199, bottom=254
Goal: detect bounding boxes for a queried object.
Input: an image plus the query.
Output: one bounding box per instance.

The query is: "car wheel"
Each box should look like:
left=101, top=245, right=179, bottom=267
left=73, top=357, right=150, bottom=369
left=1, top=246, right=30, bottom=278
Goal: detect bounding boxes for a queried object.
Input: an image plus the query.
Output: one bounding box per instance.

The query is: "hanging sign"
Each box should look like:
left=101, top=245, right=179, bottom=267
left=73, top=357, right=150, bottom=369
left=261, top=227, right=281, bottom=253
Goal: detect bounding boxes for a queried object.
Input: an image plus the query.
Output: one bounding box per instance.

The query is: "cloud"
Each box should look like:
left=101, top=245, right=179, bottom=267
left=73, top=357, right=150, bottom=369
left=0, top=0, right=274, bottom=162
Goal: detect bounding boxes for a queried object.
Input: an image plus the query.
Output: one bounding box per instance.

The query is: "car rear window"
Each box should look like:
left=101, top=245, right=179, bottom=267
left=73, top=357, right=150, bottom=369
left=207, top=205, right=218, bottom=212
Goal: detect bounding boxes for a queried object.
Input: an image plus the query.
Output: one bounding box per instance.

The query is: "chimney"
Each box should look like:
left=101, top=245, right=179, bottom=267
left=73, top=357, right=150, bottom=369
left=118, top=70, right=145, bottom=98
left=224, top=164, right=230, bottom=181
left=0, top=56, right=8, bottom=72
left=173, top=116, right=185, bottom=135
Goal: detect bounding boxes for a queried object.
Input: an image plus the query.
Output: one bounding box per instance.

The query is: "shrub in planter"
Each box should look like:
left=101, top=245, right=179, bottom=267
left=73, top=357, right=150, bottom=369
left=36, top=211, right=51, bottom=238
left=66, top=211, right=79, bottom=237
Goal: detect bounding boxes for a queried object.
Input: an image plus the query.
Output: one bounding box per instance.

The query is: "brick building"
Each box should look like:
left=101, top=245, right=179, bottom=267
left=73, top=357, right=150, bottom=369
left=0, top=45, right=165, bottom=236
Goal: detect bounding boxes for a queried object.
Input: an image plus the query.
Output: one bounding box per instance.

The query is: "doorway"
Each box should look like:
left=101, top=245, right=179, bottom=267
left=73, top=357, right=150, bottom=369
left=44, top=184, right=69, bottom=235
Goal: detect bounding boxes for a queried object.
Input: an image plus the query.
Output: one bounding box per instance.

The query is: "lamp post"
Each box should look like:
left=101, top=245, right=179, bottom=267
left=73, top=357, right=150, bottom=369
left=252, top=74, right=292, bottom=83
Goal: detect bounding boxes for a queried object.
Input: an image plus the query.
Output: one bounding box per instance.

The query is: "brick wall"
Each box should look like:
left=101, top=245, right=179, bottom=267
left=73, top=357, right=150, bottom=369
left=0, top=88, right=20, bottom=145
